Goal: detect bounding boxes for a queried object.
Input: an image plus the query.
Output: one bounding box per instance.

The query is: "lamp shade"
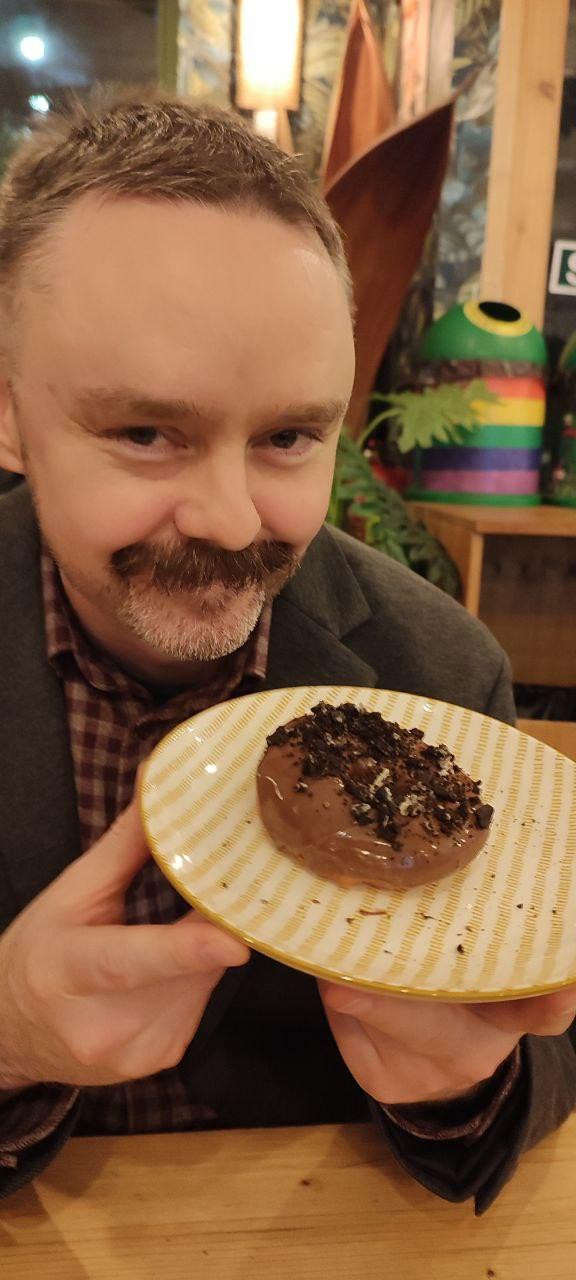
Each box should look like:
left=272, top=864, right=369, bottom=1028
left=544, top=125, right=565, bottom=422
left=236, top=0, right=304, bottom=111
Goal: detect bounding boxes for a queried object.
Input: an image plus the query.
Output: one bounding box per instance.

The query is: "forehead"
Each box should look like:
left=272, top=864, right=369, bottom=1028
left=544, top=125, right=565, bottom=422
left=17, top=196, right=355, bottom=413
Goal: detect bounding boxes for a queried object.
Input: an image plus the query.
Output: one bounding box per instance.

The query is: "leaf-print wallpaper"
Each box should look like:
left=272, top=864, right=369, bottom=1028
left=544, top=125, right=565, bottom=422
left=177, top=0, right=234, bottom=105
left=177, top=0, right=501, bottom=343
left=434, top=0, right=501, bottom=315
left=177, top=3, right=391, bottom=170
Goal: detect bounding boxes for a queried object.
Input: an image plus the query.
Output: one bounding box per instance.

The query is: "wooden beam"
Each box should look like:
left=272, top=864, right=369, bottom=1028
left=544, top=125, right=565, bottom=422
left=480, top=0, right=569, bottom=328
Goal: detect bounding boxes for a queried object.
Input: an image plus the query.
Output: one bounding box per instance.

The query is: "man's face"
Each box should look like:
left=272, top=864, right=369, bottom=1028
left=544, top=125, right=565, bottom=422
left=0, top=196, right=355, bottom=672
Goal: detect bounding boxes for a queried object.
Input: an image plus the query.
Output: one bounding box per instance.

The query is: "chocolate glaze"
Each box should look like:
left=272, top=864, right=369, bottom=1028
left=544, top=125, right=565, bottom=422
left=256, top=702, right=493, bottom=891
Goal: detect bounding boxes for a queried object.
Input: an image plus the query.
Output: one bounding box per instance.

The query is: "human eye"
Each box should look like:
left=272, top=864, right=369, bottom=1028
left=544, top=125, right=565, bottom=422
left=109, top=427, right=178, bottom=455
left=263, top=428, right=323, bottom=458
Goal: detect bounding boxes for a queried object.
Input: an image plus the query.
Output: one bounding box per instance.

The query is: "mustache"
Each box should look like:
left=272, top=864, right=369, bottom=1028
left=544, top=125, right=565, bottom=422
left=111, top=538, right=299, bottom=592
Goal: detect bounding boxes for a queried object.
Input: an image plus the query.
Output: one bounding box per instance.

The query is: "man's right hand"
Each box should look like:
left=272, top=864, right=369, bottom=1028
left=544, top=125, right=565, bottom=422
left=0, top=800, right=250, bottom=1089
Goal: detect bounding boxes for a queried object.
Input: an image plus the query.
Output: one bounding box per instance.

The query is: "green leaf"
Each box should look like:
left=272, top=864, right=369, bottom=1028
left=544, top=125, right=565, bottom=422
left=326, top=428, right=461, bottom=597
left=360, top=380, right=502, bottom=454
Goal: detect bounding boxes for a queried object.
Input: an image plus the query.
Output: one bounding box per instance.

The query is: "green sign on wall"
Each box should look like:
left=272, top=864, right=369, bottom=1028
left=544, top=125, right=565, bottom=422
left=549, top=240, right=576, bottom=296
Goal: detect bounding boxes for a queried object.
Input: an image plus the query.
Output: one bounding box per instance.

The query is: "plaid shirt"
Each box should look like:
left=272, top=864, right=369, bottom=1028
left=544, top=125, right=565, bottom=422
left=0, top=551, right=520, bottom=1171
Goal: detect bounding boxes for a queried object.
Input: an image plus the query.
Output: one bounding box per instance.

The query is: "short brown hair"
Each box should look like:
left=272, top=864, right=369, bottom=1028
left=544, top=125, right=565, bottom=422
left=0, top=85, right=352, bottom=335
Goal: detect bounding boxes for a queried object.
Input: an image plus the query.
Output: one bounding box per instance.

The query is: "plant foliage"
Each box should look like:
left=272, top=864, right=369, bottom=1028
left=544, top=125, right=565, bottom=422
left=362, top=379, right=499, bottom=453
left=327, top=432, right=460, bottom=597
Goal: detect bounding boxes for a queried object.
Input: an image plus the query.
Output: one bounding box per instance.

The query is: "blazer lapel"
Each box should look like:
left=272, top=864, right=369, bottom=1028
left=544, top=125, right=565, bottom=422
left=0, top=488, right=80, bottom=917
left=265, top=526, right=378, bottom=690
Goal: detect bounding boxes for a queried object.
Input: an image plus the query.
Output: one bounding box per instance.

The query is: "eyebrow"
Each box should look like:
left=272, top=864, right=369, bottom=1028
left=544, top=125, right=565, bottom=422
left=74, top=389, right=349, bottom=429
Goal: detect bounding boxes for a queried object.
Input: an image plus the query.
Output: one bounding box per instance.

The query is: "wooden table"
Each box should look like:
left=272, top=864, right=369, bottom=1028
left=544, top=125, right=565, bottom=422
left=2, top=1120, right=576, bottom=1279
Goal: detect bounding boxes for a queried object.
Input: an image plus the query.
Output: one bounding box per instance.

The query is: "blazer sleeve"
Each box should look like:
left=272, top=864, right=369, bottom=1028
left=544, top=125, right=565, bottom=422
left=0, top=855, right=83, bottom=1199
left=0, top=1092, right=82, bottom=1201
left=369, top=651, right=576, bottom=1211
left=484, top=652, right=517, bottom=725
left=370, top=1027, right=576, bottom=1214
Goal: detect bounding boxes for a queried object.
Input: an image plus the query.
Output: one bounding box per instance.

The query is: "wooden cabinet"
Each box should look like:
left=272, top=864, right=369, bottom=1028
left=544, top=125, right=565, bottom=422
left=408, top=503, right=576, bottom=689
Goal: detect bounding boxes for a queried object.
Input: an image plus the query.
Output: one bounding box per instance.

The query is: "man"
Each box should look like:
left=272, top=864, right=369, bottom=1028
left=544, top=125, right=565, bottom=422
left=0, top=89, right=574, bottom=1212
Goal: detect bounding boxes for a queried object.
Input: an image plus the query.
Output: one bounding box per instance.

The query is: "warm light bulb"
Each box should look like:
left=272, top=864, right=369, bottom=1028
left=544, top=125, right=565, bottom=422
left=20, top=35, right=45, bottom=62
left=236, top=0, right=303, bottom=111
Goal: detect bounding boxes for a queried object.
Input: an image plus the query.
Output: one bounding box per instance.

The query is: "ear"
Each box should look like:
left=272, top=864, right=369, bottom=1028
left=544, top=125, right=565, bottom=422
left=0, top=363, right=25, bottom=476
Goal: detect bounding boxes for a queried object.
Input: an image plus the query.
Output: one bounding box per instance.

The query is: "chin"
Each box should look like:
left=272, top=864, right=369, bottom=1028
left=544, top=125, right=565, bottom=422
left=118, top=581, right=266, bottom=662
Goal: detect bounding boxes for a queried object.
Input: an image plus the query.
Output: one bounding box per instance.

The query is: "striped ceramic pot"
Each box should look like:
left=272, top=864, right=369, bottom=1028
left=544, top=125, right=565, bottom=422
left=407, top=300, right=548, bottom=506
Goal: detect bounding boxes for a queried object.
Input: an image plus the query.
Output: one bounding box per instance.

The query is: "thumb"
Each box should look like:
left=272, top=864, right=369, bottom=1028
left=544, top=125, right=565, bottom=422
left=475, top=984, right=576, bottom=1038
left=58, top=798, right=151, bottom=914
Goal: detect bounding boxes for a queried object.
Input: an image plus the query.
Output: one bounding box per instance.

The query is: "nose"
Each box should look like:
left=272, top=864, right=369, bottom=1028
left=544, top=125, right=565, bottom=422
left=172, top=452, right=262, bottom=551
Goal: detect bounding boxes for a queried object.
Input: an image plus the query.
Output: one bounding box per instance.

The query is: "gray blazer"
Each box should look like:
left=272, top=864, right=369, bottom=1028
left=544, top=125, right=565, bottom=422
left=1, top=484, right=575, bottom=1211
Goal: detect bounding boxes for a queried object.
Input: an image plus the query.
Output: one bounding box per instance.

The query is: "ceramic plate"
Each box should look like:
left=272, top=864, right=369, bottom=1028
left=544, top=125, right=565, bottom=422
left=139, top=686, right=576, bottom=1003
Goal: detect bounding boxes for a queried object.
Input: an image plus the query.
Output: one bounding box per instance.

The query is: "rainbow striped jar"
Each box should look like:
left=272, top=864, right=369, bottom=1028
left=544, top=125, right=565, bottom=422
left=408, top=300, right=547, bottom=506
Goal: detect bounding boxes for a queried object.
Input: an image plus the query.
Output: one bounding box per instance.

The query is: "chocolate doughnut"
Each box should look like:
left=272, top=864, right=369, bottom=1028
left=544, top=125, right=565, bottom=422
left=256, top=702, right=493, bottom=891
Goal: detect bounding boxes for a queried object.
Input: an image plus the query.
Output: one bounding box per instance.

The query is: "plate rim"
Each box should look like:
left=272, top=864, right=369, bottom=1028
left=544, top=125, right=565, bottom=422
left=138, top=685, right=576, bottom=1004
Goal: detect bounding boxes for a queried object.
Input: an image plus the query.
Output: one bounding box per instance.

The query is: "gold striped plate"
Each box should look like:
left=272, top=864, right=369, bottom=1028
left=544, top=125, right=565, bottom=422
left=138, top=686, right=576, bottom=1003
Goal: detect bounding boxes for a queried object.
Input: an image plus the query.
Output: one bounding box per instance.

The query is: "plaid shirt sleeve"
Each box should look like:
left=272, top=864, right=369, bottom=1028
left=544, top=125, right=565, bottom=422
left=0, top=1086, right=80, bottom=1169
left=0, top=1050, right=519, bottom=1171
left=380, top=1044, right=522, bottom=1141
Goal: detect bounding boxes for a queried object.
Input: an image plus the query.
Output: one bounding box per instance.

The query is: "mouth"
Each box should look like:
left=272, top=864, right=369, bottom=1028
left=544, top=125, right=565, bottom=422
left=131, top=574, right=256, bottom=598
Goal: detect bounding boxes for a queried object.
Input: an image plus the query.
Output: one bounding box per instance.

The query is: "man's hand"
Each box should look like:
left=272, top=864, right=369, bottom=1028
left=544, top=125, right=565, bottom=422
left=320, top=981, right=576, bottom=1105
left=0, top=800, right=249, bottom=1090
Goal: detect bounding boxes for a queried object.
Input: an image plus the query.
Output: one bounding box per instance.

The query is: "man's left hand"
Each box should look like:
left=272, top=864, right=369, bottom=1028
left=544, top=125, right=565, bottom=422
left=319, top=981, right=576, bottom=1105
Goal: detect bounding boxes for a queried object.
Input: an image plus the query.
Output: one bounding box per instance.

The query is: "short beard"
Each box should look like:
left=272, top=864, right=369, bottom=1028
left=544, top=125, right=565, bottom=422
left=107, top=535, right=300, bottom=661
left=116, top=580, right=268, bottom=661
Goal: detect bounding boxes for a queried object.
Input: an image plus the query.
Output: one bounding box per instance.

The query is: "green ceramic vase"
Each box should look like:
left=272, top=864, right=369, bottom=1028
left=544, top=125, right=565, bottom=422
left=408, top=300, right=548, bottom=506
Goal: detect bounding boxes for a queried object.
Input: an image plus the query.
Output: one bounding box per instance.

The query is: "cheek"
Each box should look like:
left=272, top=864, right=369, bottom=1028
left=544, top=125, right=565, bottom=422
left=254, top=458, right=336, bottom=549
left=28, top=436, right=176, bottom=559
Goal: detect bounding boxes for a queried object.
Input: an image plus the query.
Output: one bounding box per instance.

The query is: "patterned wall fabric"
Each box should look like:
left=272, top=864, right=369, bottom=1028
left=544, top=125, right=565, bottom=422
left=434, top=0, right=501, bottom=314
left=177, top=0, right=234, bottom=105
left=177, top=2, right=390, bottom=174
left=177, top=1, right=501, bottom=338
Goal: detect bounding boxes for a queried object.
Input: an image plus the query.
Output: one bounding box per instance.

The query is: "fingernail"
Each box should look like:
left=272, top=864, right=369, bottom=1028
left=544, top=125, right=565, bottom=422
left=201, top=942, right=248, bottom=970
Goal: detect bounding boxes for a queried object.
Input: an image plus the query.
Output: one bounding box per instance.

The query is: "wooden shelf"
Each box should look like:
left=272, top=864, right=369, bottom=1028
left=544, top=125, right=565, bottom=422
left=409, top=503, right=576, bottom=538
left=408, top=501, right=576, bottom=688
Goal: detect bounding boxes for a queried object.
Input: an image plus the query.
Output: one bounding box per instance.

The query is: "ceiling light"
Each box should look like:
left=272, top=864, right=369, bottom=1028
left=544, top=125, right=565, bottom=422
left=236, top=0, right=304, bottom=111
left=29, top=95, right=50, bottom=113
left=20, top=35, right=46, bottom=62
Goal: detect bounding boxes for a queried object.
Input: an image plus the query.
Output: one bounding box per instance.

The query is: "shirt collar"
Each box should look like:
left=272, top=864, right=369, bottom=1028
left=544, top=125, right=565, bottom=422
left=41, top=548, right=270, bottom=703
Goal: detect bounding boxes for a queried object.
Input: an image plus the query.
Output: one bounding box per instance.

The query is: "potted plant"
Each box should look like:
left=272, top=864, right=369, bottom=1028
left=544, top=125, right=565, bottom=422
left=328, top=379, right=497, bottom=598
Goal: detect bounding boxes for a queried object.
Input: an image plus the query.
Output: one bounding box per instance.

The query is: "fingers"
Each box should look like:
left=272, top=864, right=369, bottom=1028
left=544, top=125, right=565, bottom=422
left=320, top=982, right=482, bottom=1058
left=62, top=917, right=250, bottom=995
left=474, top=985, right=576, bottom=1039
left=322, top=980, right=576, bottom=1053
